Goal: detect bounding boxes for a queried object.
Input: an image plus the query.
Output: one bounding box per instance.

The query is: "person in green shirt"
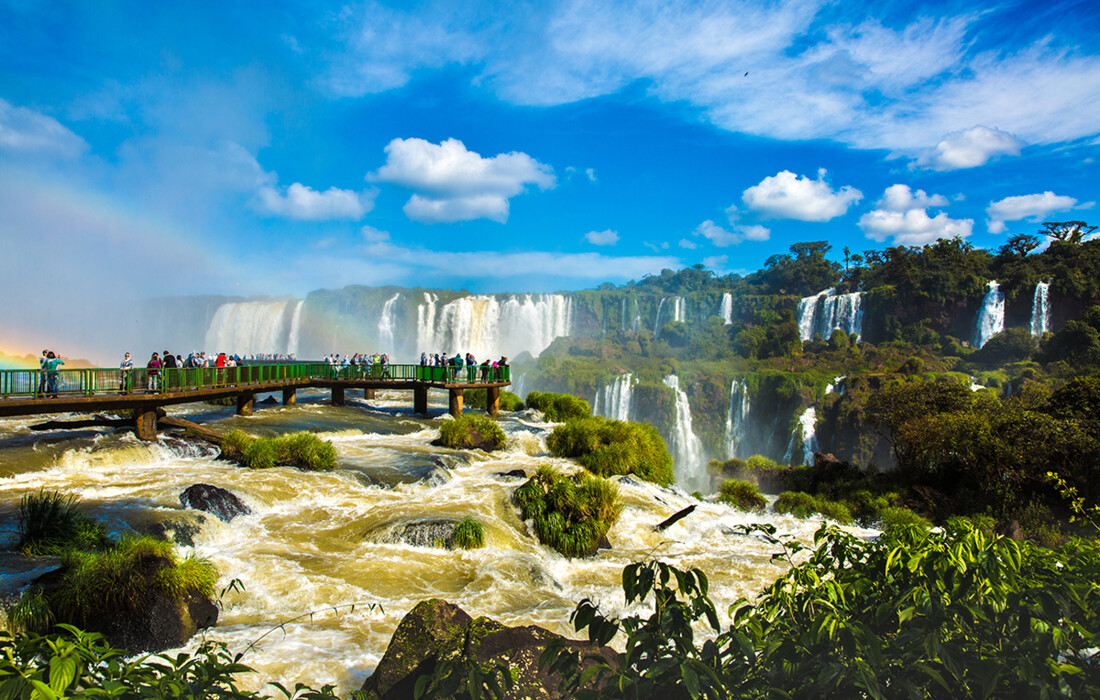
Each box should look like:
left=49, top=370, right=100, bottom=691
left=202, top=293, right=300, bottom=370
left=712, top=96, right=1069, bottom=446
left=44, top=351, right=64, bottom=398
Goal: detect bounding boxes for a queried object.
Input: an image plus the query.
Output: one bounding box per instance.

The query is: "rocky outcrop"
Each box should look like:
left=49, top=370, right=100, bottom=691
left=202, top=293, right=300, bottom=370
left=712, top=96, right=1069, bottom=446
left=180, top=483, right=251, bottom=523
left=360, top=599, right=616, bottom=700
left=365, top=518, right=461, bottom=549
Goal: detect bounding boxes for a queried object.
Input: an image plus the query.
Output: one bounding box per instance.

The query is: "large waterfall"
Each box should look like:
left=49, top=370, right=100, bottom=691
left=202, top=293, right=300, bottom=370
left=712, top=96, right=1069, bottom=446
left=1031, top=282, right=1051, bottom=337
left=594, top=373, right=635, bottom=421
left=783, top=407, right=818, bottom=466
left=416, top=293, right=573, bottom=359
left=719, top=293, right=733, bottom=325
left=974, top=281, right=1005, bottom=348
left=287, top=300, right=304, bottom=357
left=797, top=289, right=863, bottom=342
left=205, top=301, right=300, bottom=355
left=724, top=379, right=751, bottom=458
left=377, top=293, right=400, bottom=355
left=663, top=374, right=707, bottom=492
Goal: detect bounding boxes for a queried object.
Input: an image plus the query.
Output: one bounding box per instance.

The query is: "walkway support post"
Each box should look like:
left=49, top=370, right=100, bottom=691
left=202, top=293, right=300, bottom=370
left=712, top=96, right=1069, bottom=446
left=282, top=388, right=296, bottom=406
left=134, top=404, right=158, bottom=441
left=448, top=389, right=464, bottom=416
left=332, top=387, right=345, bottom=406
left=236, top=392, right=255, bottom=416
left=486, top=386, right=500, bottom=418
left=414, top=387, right=428, bottom=415
left=364, top=389, right=376, bottom=400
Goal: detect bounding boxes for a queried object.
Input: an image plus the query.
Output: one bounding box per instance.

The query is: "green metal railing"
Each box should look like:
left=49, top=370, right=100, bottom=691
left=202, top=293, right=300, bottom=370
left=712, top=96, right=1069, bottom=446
left=0, top=362, right=510, bottom=400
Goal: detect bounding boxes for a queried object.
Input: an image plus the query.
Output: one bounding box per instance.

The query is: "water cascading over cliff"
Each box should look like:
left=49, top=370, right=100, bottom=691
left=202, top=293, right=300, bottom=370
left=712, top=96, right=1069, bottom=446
left=594, top=374, right=635, bottom=422
left=416, top=293, right=573, bottom=359
left=797, top=289, right=863, bottom=342
left=783, top=407, right=818, bottom=466
left=724, top=379, right=751, bottom=458
left=205, top=300, right=303, bottom=356
left=974, top=281, right=1005, bottom=349
left=1031, top=281, right=1051, bottom=337
left=377, top=294, right=400, bottom=355
left=663, top=374, right=707, bottom=492
left=719, top=293, right=733, bottom=325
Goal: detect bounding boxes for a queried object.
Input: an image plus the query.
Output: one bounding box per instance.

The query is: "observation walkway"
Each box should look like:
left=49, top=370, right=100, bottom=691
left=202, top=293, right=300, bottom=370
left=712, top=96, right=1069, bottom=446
left=0, top=363, right=511, bottom=440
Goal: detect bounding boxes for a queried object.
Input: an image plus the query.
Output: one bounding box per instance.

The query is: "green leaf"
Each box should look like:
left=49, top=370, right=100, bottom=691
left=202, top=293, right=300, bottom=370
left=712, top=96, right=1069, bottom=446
left=47, top=655, right=76, bottom=694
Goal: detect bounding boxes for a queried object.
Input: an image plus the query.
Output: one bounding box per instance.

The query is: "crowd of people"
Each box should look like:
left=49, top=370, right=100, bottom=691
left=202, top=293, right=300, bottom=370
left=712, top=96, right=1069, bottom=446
left=119, top=350, right=251, bottom=394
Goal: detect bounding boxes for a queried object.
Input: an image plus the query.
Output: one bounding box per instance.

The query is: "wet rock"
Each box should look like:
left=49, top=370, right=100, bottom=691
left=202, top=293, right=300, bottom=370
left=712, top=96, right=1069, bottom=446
left=180, top=484, right=251, bottom=523
left=496, top=469, right=527, bottom=479
left=144, top=517, right=205, bottom=547
left=360, top=599, right=616, bottom=700
left=160, top=436, right=221, bottom=459
left=596, top=534, right=612, bottom=551
left=367, top=518, right=460, bottom=549
left=259, top=396, right=279, bottom=405
left=617, top=476, right=641, bottom=487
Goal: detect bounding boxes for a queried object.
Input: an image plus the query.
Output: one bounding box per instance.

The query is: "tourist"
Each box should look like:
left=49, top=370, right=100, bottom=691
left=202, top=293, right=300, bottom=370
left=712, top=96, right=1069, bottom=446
left=36, top=350, right=49, bottom=398
left=420, top=352, right=429, bottom=366
left=119, top=352, right=133, bottom=394
left=44, top=351, right=64, bottom=398
left=497, top=356, right=509, bottom=381
left=480, top=359, right=491, bottom=382
left=147, top=352, right=161, bottom=393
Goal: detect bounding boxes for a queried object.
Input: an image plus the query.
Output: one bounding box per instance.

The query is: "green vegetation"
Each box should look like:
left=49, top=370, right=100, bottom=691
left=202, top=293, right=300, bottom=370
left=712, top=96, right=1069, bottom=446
left=773, top=491, right=854, bottom=524
left=14, top=491, right=112, bottom=556
left=438, top=413, right=507, bottom=451
left=220, top=429, right=337, bottom=470
left=716, top=479, right=766, bottom=512
left=546, top=416, right=674, bottom=486
left=513, top=465, right=622, bottom=557
left=464, top=388, right=525, bottom=412
left=524, top=391, right=591, bottom=421
left=452, top=516, right=485, bottom=549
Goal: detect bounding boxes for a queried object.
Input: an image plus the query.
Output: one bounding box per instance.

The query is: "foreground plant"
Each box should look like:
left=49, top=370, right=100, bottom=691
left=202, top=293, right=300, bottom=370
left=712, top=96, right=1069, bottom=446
left=221, top=430, right=337, bottom=470
left=15, top=491, right=112, bottom=556
left=547, top=416, right=674, bottom=486
left=514, top=465, right=622, bottom=558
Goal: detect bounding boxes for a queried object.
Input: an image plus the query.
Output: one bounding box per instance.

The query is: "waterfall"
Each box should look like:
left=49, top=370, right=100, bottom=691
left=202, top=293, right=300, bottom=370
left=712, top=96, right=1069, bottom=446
left=204, top=301, right=298, bottom=355
left=416, top=293, right=572, bottom=359
left=720, top=293, right=733, bottom=325
left=377, top=293, right=400, bottom=354
left=671, top=296, right=686, bottom=323
left=595, top=374, right=634, bottom=422
left=974, top=281, right=1005, bottom=348
left=1031, top=282, right=1051, bottom=337
left=825, top=375, right=845, bottom=395
left=287, top=300, right=304, bottom=357
left=632, top=299, right=641, bottom=332
left=663, top=375, right=707, bottom=492
left=653, top=298, right=667, bottom=336
left=782, top=407, right=818, bottom=466
left=620, top=297, right=628, bottom=331
left=797, top=288, right=863, bottom=342
left=724, top=379, right=751, bottom=458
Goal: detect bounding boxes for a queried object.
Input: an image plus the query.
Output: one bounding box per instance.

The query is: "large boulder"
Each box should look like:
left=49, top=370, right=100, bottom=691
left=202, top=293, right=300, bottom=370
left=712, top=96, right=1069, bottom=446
left=180, top=483, right=251, bottom=523
left=360, top=599, right=616, bottom=700
left=365, top=518, right=460, bottom=549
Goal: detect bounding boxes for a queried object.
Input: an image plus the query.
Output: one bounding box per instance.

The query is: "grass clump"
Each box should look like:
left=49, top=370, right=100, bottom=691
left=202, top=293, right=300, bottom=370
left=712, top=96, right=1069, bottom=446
left=513, top=465, right=622, bottom=558
left=878, top=506, right=933, bottom=535
left=439, top=413, right=507, bottom=451
left=15, top=491, right=113, bottom=556
left=525, top=391, right=592, bottom=422
left=547, top=416, right=674, bottom=486
left=452, top=516, right=486, bottom=549
left=465, top=388, right=526, bottom=412
left=220, top=429, right=336, bottom=470
left=717, top=480, right=767, bottom=512
left=774, top=491, right=854, bottom=525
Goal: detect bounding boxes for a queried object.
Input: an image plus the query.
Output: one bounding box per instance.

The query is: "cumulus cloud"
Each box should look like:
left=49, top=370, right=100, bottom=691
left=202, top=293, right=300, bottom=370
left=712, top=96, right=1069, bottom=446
left=585, top=229, right=619, bottom=245
left=986, top=191, right=1078, bottom=234
left=585, top=168, right=597, bottom=182
left=369, top=137, right=555, bottom=223
left=693, top=219, right=770, bottom=247
left=253, top=182, right=372, bottom=220
left=361, top=225, right=391, bottom=243
left=0, top=99, right=87, bottom=158
left=914, top=126, right=1023, bottom=170
left=742, top=169, right=862, bottom=221
left=678, top=238, right=697, bottom=249
left=859, top=184, right=973, bottom=245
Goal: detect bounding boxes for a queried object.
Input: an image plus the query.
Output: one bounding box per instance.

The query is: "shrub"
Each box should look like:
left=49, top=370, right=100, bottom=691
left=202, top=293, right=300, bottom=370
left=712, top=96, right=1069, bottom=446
left=546, top=416, right=674, bottom=486
left=774, top=491, right=854, bottom=525
left=15, top=491, right=112, bottom=556
left=513, top=465, right=622, bottom=557
left=438, top=413, right=507, bottom=451
left=452, top=517, right=485, bottom=549
left=717, top=480, right=766, bottom=512
left=877, top=506, right=933, bottom=535
left=525, top=391, right=592, bottom=422
left=220, top=430, right=336, bottom=470
left=464, top=388, right=525, bottom=412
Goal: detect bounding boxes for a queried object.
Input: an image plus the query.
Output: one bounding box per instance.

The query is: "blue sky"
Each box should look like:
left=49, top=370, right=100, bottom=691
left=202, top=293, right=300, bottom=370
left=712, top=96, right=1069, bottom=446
left=2, top=0, right=1099, bottom=346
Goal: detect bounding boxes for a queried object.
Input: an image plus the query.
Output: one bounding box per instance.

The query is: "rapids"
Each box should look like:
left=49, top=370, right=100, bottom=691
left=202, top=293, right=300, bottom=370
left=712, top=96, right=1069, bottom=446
left=0, top=393, right=870, bottom=695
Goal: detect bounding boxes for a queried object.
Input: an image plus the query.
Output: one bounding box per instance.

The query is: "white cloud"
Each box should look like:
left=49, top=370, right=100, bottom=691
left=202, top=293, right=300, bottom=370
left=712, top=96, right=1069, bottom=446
left=914, top=126, right=1023, bottom=170
left=702, top=255, right=728, bottom=272
left=585, top=229, right=619, bottom=245
left=254, top=182, right=372, bottom=220
left=739, top=224, right=771, bottom=241
left=585, top=168, right=597, bottom=182
left=0, top=99, right=87, bottom=158
left=370, top=137, right=555, bottom=223
left=678, top=238, right=697, bottom=249
left=693, top=219, right=771, bottom=246
left=361, top=225, right=391, bottom=243
left=986, top=191, right=1078, bottom=234
left=859, top=184, right=973, bottom=245
left=742, top=169, right=862, bottom=221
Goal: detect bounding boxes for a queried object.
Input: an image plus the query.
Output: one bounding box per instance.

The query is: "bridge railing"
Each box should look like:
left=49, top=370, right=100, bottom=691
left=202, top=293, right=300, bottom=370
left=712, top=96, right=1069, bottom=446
left=0, top=363, right=510, bottom=399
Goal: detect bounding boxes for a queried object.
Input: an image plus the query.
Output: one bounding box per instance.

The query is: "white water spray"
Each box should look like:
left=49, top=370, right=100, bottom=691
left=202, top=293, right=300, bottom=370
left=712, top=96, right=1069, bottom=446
left=719, top=293, right=733, bottom=325
left=724, top=379, right=751, bottom=459
left=974, top=281, right=1005, bottom=348
left=595, top=374, right=635, bottom=422
left=205, top=301, right=298, bottom=355
left=783, top=407, right=818, bottom=466
left=287, top=301, right=305, bottom=357
left=1030, top=281, right=1051, bottom=337
left=416, top=294, right=572, bottom=359
left=797, top=289, right=863, bottom=342
left=377, top=294, right=400, bottom=354
left=663, top=375, right=707, bottom=492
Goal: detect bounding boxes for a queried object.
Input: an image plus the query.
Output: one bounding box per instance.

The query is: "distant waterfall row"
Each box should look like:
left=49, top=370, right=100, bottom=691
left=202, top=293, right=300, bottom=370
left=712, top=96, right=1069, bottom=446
left=204, top=300, right=304, bottom=356
left=594, top=373, right=635, bottom=421
left=797, top=288, right=863, bottom=342
left=973, top=280, right=1051, bottom=348
left=416, top=293, right=573, bottom=359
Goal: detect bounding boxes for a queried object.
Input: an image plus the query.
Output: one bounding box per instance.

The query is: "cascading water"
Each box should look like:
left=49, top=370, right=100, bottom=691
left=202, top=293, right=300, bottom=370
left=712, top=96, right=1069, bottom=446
left=416, top=293, right=438, bottom=351
left=671, top=296, right=686, bottom=323
left=724, top=379, right=751, bottom=458
left=797, top=289, right=863, bottom=342
left=653, top=298, right=667, bottom=336
left=974, top=281, right=1005, bottom=348
left=825, top=375, right=845, bottom=395
left=782, top=407, right=818, bottom=466
left=287, top=301, right=305, bottom=357
left=662, top=375, right=707, bottom=492
left=719, top=293, right=733, bottom=325
left=415, top=294, right=572, bottom=359
left=1031, top=282, right=1051, bottom=337
left=594, top=374, right=635, bottom=422
left=377, top=294, right=400, bottom=355
left=632, top=299, right=641, bottom=332
left=205, top=301, right=299, bottom=355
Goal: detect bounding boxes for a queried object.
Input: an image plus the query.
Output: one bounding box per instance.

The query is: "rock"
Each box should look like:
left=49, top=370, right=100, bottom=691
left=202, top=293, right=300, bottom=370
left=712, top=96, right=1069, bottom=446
left=367, top=518, right=460, bottom=549
left=259, top=395, right=279, bottom=405
left=179, top=484, right=251, bottom=523
left=496, top=469, right=527, bottom=479
left=144, top=517, right=205, bottom=547
left=994, top=519, right=1024, bottom=541
left=360, top=599, right=616, bottom=700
